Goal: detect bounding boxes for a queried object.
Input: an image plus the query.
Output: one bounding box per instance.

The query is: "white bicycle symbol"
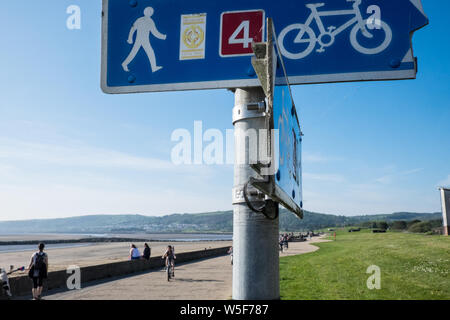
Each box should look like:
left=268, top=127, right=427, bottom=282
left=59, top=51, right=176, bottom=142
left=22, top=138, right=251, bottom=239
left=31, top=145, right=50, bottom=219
left=278, top=0, right=392, bottom=60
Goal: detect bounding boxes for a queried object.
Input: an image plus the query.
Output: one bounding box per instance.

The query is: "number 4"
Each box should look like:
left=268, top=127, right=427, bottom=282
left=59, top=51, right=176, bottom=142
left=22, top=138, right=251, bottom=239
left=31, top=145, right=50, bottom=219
left=229, top=20, right=253, bottom=48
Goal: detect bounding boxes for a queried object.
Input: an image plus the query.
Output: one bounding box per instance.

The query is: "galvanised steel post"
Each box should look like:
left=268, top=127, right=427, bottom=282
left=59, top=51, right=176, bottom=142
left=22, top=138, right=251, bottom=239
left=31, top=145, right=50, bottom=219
left=232, top=87, right=280, bottom=300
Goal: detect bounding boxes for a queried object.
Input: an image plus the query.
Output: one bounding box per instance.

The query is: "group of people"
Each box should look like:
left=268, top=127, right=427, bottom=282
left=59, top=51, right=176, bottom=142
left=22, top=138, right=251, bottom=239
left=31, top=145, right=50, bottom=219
left=129, top=243, right=151, bottom=260
left=279, top=233, right=291, bottom=251
left=129, top=243, right=176, bottom=276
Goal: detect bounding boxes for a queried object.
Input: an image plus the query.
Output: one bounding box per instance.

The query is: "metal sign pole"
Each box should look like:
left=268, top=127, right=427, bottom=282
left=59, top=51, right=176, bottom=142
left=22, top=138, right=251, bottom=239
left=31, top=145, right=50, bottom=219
left=232, top=87, right=280, bottom=300
left=439, top=187, right=450, bottom=236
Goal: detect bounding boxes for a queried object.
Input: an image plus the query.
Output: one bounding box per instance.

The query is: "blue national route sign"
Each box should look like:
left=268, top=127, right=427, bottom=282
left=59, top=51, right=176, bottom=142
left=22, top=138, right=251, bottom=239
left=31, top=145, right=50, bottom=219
left=272, top=83, right=303, bottom=213
left=272, top=23, right=303, bottom=215
left=101, top=0, right=428, bottom=94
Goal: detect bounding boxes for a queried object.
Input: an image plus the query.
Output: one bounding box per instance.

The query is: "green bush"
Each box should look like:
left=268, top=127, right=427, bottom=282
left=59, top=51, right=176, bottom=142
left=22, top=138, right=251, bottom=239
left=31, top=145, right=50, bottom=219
left=377, top=221, right=389, bottom=230
left=359, top=221, right=374, bottom=228
left=429, top=219, right=443, bottom=229
left=407, top=219, right=422, bottom=228
left=359, top=221, right=388, bottom=229
left=408, top=221, right=432, bottom=233
left=390, top=220, right=407, bottom=230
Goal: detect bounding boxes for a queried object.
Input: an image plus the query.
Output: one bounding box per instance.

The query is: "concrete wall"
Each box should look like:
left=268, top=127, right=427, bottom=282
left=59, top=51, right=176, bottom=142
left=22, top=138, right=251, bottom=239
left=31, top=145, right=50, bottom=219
left=1, top=246, right=229, bottom=299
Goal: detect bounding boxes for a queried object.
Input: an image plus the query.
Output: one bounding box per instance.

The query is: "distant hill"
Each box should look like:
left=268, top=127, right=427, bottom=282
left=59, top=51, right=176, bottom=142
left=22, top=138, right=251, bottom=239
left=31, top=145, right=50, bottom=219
left=0, top=210, right=442, bottom=234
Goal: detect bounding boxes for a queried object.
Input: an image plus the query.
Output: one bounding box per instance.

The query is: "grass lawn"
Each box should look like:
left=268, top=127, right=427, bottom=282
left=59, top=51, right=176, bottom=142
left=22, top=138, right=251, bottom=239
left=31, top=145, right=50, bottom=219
left=280, top=229, right=450, bottom=300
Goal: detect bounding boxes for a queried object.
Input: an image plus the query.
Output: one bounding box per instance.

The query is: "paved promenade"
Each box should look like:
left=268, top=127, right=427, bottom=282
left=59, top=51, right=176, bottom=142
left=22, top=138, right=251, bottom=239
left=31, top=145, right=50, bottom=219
left=43, top=237, right=329, bottom=300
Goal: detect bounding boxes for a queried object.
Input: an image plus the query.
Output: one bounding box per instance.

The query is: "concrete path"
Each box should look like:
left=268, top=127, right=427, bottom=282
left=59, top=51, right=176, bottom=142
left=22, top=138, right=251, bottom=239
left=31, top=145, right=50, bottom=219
left=279, top=236, right=330, bottom=258
left=44, top=255, right=233, bottom=300
left=42, top=237, right=329, bottom=300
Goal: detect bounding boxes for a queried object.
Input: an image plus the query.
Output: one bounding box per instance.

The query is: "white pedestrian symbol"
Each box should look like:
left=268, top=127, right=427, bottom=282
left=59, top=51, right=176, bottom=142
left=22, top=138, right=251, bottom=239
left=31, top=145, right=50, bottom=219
left=122, top=7, right=167, bottom=73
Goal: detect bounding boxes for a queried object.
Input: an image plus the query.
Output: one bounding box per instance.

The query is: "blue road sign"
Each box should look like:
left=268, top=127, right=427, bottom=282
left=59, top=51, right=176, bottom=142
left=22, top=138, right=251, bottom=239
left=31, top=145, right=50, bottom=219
left=101, top=0, right=428, bottom=94
left=272, top=85, right=303, bottom=214
left=272, top=24, right=303, bottom=215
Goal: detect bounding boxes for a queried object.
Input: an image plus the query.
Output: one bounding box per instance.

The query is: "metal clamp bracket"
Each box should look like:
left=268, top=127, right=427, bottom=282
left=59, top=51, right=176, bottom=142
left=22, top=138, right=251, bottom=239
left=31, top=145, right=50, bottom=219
left=232, top=100, right=267, bottom=125
left=243, top=179, right=279, bottom=220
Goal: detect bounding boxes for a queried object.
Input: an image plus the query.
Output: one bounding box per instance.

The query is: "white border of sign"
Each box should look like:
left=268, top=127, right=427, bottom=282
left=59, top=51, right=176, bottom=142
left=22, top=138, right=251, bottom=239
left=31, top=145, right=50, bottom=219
left=218, top=9, right=266, bottom=58
left=101, top=0, right=417, bottom=94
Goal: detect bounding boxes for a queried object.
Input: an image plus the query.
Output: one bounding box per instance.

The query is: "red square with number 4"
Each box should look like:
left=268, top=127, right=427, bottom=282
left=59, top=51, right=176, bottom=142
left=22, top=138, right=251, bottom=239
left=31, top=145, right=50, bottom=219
left=220, top=10, right=265, bottom=57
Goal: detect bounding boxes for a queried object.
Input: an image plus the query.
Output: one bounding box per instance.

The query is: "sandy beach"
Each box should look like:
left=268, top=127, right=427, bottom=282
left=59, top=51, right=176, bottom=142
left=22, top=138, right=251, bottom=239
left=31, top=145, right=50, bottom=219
left=0, top=233, right=232, bottom=242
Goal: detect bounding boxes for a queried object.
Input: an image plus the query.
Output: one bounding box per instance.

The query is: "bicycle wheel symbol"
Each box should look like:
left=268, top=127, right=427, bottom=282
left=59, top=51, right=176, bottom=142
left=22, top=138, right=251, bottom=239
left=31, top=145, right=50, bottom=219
left=350, top=19, right=392, bottom=55
left=278, top=24, right=317, bottom=60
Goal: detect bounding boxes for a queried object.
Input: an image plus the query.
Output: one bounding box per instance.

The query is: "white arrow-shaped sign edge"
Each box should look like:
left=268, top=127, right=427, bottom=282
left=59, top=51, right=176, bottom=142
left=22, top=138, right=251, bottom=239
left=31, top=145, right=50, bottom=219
left=401, top=0, right=429, bottom=70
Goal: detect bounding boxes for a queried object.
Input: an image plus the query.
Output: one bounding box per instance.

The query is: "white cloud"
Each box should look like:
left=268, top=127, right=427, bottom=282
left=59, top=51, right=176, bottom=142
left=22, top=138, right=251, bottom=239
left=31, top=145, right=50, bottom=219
left=301, top=166, right=440, bottom=215
left=302, top=181, right=440, bottom=216
left=375, top=176, right=393, bottom=184
left=375, top=168, right=423, bottom=185
left=0, top=138, right=232, bottom=220
left=303, top=172, right=346, bottom=183
left=302, top=153, right=343, bottom=164
left=0, top=163, right=16, bottom=175
left=0, top=138, right=173, bottom=171
left=0, top=183, right=231, bottom=221
left=0, top=137, right=222, bottom=177
left=401, top=168, right=423, bottom=175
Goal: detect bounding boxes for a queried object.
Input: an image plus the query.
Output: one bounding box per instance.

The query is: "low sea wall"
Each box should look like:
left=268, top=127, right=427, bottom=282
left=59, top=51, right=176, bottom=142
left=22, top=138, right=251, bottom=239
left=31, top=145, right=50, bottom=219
left=1, top=246, right=229, bottom=299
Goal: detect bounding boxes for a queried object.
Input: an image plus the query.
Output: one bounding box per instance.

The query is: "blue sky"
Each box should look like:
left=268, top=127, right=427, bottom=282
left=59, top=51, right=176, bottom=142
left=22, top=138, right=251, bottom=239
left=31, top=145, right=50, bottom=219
left=0, top=0, right=449, bottom=221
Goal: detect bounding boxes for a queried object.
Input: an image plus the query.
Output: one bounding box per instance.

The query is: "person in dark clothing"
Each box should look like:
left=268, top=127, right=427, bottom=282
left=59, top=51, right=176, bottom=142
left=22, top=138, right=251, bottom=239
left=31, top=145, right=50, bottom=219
left=28, top=243, right=48, bottom=300
left=142, top=243, right=151, bottom=260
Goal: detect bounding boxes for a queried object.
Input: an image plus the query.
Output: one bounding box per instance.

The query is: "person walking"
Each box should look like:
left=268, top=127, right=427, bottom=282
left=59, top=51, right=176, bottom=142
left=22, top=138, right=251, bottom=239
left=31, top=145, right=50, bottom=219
left=28, top=243, right=48, bottom=300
